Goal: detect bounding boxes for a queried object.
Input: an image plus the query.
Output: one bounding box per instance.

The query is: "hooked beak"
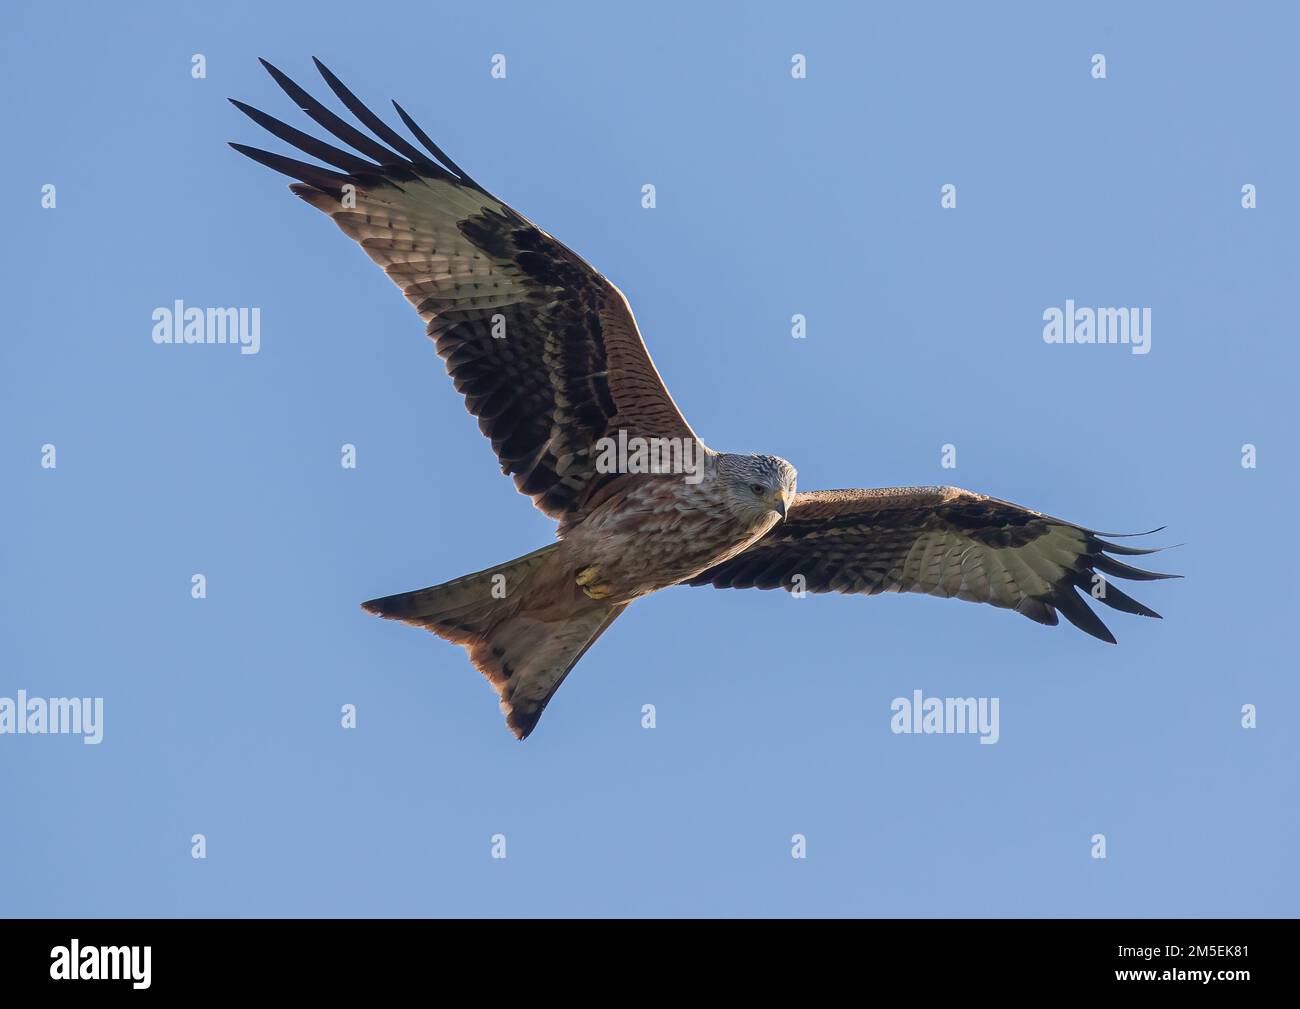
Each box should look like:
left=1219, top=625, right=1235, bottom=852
left=773, top=489, right=790, bottom=521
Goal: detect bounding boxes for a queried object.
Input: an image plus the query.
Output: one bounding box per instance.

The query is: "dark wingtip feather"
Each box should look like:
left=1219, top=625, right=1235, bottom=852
left=1102, top=588, right=1162, bottom=619
left=1051, top=587, right=1118, bottom=644
left=258, top=57, right=407, bottom=169
left=240, top=58, right=485, bottom=196
left=1093, top=538, right=1162, bottom=557
left=229, top=142, right=351, bottom=192
left=391, top=99, right=485, bottom=191
left=229, top=98, right=379, bottom=174
left=1070, top=573, right=1162, bottom=619
left=257, top=56, right=285, bottom=84
left=311, top=57, right=455, bottom=181
left=1094, top=554, right=1182, bottom=582
left=1091, top=525, right=1167, bottom=538
left=259, top=56, right=287, bottom=81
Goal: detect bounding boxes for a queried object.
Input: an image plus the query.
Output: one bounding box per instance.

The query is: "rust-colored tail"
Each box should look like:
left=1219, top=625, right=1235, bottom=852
left=362, top=545, right=626, bottom=738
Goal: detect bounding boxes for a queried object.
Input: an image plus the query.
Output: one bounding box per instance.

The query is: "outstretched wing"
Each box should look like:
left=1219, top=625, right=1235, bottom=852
left=230, top=58, right=699, bottom=520
left=686, top=486, right=1178, bottom=643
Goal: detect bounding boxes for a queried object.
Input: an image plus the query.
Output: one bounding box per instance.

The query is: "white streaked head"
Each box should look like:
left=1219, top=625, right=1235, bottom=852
left=715, top=453, right=798, bottom=525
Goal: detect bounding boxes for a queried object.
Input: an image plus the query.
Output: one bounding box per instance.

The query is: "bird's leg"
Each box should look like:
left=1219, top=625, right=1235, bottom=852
left=575, top=566, right=616, bottom=600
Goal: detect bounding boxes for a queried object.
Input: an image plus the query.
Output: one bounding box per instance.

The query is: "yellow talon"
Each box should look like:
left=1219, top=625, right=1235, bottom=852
left=577, top=566, right=616, bottom=599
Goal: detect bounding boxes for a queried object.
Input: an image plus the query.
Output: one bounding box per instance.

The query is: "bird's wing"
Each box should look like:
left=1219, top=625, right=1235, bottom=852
left=230, top=58, right=699, bottom=520
left=686, top=485, right=1178, bottom=643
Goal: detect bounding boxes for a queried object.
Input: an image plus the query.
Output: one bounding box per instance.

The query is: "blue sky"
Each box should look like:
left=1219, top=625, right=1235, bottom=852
left=2, top=1, right=1296, bottom=917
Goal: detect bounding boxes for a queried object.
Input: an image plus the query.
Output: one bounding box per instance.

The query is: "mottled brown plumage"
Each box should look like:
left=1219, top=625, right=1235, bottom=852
left=232, top=59, right=1177, bottom=739
left=688, top=487, right=1175, bottom=642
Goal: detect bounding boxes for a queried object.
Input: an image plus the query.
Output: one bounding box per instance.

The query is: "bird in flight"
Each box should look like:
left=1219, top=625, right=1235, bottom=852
left=232, top=59, right=1177, bottom=739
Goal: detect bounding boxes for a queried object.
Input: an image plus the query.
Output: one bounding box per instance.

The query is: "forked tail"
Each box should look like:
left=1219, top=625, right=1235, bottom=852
left=362, top=545, right=625, bottom=739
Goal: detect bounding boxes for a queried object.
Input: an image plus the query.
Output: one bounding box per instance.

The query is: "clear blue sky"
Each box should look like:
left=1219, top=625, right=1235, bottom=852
left=3, top=1, right=1296, bottom=917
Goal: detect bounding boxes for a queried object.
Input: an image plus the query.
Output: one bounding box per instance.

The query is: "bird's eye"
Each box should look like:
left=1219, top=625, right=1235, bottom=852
left=749, top=484, right=765, bottom=495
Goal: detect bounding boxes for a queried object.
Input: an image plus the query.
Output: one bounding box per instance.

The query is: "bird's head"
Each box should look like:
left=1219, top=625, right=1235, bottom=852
left=716, top=453, right=798, bottom=526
